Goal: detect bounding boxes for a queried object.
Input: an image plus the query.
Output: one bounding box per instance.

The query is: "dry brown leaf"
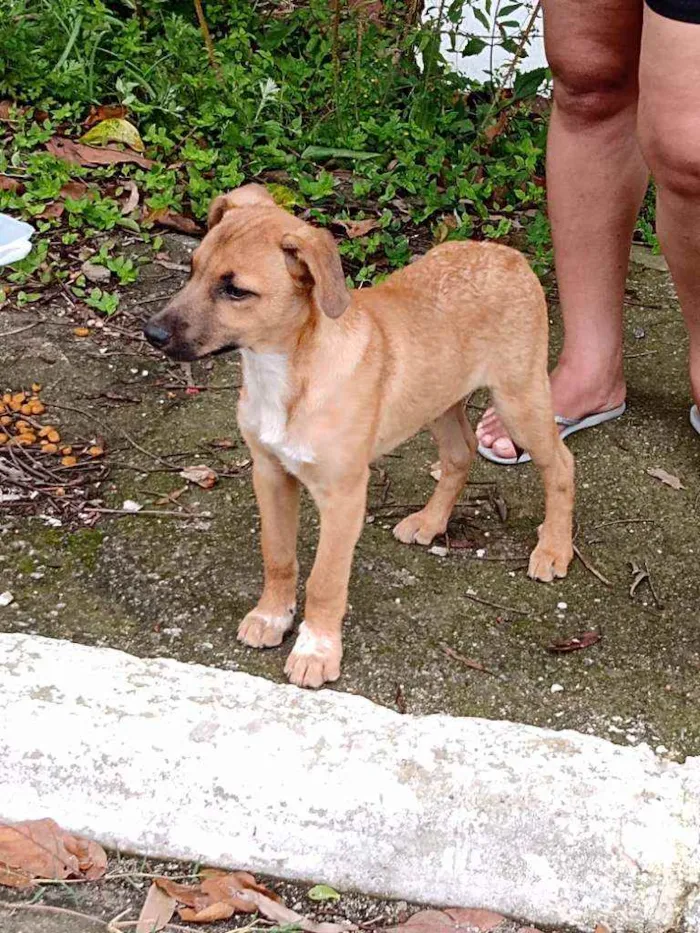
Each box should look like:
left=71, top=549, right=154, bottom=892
left=385, top=907, right=505, bottom=932
left=156, top=873, right=351, bottom=932
left=547, top=631, right=601, bottom=654
left=145, top=208, right=202, bottom=234
left=154, top=877, right=201, bottom=907
left=180, top=464, right=217, bottom=489
left=84, top=104, right=128, bottom=127
left=210, top=437, right=235, bottom=449
left=0, top=174, right=22, bottom=192
left=179, top=901, right=236, bottom=923
left=121, top=180, right=140, bottom=215
left=38, top=201, right=65, bottom=219
left=46, top=136, right=155, bottom=169
left=0, top=100, right=14, bottom=121
left=483, top=109, right=509, bottom=143
left=63, top=834, right=107, bottom=881
left=646, top=467, right=684, bottom=490
left=136, top=881, right=176, bottom=933
left=60, top=180, right=89, bottom=200
left=0, top=819, right=96, bottom=888
left=335, top=217, right=379, bottom=239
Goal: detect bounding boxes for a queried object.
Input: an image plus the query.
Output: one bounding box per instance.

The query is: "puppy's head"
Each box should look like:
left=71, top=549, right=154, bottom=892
left=143, top=184, right=350, bottom=361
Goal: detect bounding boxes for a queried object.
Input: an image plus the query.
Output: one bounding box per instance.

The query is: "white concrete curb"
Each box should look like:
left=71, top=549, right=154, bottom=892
left=1, top=634, right=698, bottom=932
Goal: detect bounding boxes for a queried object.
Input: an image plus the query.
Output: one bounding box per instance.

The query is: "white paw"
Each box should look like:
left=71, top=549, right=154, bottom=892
left=237, top=606, right=295, bottom=648
left=284, top=622, right=341, bottom=688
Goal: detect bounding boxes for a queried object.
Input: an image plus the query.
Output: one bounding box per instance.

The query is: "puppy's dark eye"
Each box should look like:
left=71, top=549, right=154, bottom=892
left=219, top=277, right=254, bottom=301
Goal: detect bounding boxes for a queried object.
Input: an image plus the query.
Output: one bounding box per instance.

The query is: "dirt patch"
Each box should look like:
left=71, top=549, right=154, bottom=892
left=1, top=236, right=699, bottom=760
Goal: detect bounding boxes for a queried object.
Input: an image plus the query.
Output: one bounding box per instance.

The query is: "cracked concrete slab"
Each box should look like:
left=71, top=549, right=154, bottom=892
left=1, top=633, right=699, bottom=933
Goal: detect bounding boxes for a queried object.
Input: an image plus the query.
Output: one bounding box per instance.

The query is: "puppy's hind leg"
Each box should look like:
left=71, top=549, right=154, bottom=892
left=491, top=376, right=574, bottom=582
left=394, top=402, right=476, bottom=546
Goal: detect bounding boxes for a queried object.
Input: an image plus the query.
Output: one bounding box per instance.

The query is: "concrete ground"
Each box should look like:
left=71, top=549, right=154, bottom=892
left=1, top=234, right=699, bottom=767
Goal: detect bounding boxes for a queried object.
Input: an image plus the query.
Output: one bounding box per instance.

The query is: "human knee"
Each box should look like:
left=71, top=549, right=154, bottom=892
left=638, top=113, right=700, bottom=198
left=550, top=53, right=637, bottom=125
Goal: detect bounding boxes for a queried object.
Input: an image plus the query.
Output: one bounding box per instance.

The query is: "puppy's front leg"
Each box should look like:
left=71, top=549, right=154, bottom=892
left=285, top=469, right=369, bottom=689
left=238, top=445, right=300, bottom=648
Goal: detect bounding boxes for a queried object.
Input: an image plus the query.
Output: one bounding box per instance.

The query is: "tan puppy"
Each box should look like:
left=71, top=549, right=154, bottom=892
left=144, top=184, right=574, bottom=688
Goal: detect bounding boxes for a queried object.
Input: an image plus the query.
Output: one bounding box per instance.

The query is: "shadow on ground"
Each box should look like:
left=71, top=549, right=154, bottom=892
left=1, top=236, right=699, bottom=758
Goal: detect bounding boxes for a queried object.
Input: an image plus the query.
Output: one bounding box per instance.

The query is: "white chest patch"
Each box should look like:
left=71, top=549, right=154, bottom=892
left=238, top=350, right=315, bottom=470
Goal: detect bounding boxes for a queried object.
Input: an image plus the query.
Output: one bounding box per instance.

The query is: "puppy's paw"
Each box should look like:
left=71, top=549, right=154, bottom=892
left=284, top=622, right=341, bottom=689
left=237, top=606, right=295, bottom=648
left=528, top=540, right=572, bottom=583
left=393, top=509, right=445, bottom=546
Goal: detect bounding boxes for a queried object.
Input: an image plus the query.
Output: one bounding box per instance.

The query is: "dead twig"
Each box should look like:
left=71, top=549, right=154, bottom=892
left=83, top=507, right=209, bottom=519
left=193, top=0, right=224, bottom=83
left=573, top=544, right=613, bottom=588
left=441, top=642, right=497, bottom=675
left=0, top=321, right=40, bottom=338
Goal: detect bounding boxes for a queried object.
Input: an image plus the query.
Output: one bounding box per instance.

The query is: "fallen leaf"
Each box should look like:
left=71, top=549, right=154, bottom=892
left=334, top=217, right=379, bottom=239
left=38, top=202, right=65, bottom=219
left=120, top=180, right=140, bottom=215
left=46, top=136, right=154, bottom=169
left=483, top=109, right=509, bottom=143
left=180, top=465, right=217, bottom=489
left=348, top=0, right=384, bottom=22
left=63, top=835, right=107, bottom=881
left=144, top=208, right=202, bottom=234
left=547, top=631, right=601, bottom=654
left=629, top=561, right=649, bottom=598
left=84, top=104, right=128, bottom=127
left=81, top=261, right=111, bottom=284
left=136, top=882, right=176, bottom=933
left=0, top=100, right=14, bottom=121
left=447, top=909, right=506, bottom=931
left=155, top=873, right=352, bottom=932
left=0, top=819, right=106, bottom=888
left=80, top=118, right=145, bottom=152
left=179, top=901, right=235, bottom=922
left=60, top=180, right=89, bottom=200
left=0, top=174, right=22, bottom=192
left=308, top=884, right=341, bottom=902
left=646, top=467, right=684, bottom=490
left=386, top=907, right=505, bottom=932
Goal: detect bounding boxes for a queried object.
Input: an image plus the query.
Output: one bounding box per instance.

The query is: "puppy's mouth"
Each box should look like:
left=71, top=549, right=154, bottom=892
left=208, top=342, right=240, bottom=357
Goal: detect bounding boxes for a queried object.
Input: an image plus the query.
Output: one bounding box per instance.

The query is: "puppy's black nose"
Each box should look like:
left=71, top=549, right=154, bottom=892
left=144, top=320, right=171, bottom=348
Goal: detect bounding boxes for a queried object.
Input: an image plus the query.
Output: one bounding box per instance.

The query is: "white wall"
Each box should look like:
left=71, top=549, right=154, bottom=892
left=422, top=1, right=547, bottom=83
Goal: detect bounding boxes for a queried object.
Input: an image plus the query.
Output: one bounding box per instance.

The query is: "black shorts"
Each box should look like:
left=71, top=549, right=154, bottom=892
left=645, top=0, right=700, bottom=22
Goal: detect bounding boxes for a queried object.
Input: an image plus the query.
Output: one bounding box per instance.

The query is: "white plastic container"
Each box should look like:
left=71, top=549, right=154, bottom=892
left=0, top=214, right=34, bottom=266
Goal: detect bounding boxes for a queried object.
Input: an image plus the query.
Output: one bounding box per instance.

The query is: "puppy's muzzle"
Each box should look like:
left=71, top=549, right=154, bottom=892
left=143, top=320, right=172, bottom=349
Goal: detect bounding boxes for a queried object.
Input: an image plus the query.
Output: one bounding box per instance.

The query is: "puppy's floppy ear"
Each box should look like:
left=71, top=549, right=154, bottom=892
left=281, top=228, right=350, bottom=319
left=207, top=184, right=275, bottom=229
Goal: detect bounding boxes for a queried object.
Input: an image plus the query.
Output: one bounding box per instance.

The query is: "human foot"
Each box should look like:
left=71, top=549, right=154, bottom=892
left=476, top=363, right=626, bottom=462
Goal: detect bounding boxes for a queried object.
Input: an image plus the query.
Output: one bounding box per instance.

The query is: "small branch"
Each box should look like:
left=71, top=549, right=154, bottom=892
left=573, top=544, right=613, bottom=588
left=83, top=507, right=209, bottom=519
left=441, top=643, right=497, bottom=676
left=0, top=321, right=40, bottom=338
left=464, top=591, right=528, bottom=616
left=193, top=0, right=224, bottom=84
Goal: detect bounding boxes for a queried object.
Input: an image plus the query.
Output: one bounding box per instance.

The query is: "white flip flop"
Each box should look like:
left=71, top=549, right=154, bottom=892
left=691, top=405, right=700, bottom=436
left=477, top=401, right=627, bottom=466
